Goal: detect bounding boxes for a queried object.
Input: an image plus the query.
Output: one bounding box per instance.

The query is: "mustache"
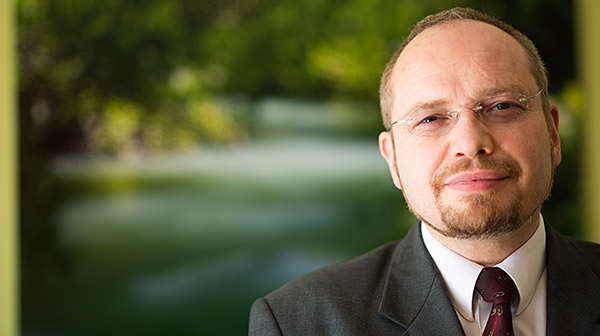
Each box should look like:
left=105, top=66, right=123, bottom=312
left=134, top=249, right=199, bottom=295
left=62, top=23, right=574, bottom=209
left=431, top=156, right=522, bottom=194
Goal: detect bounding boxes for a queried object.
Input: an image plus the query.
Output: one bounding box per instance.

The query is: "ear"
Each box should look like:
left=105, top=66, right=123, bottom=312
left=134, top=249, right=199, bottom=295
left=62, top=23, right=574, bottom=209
left=548, top=104, right=562, bottom=168
left=378, top=131, right=403, bottom=190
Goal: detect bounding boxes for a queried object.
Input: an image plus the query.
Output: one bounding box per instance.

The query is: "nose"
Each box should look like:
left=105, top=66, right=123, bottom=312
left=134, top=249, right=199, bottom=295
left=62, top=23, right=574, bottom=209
left=448, top=110, right=494, bottom=159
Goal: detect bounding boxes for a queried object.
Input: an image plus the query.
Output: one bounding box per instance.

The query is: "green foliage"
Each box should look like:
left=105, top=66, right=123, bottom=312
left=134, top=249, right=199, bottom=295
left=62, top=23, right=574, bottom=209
left=19, top=0, right=575, bottom=154
left=19, top=0, right=245, bottom=154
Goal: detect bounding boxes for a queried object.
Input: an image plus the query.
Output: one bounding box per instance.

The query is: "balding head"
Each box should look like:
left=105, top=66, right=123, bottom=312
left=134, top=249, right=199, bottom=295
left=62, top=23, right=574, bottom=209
left=379, top=7, right=549, bottom=130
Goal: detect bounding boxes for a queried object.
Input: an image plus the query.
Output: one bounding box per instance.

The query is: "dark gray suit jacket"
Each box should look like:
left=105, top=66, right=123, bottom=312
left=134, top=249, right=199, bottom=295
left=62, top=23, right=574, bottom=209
left=249, top=223, right=600, bottom=335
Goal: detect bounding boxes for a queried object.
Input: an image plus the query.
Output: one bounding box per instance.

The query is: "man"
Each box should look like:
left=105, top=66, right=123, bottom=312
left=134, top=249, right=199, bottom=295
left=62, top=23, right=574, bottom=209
left=249, top=7, right=600, bottom=336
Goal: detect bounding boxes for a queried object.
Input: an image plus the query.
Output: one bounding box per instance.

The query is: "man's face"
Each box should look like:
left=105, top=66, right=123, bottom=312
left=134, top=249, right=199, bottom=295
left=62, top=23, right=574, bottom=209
left=379, top=20, right=561, bottom=239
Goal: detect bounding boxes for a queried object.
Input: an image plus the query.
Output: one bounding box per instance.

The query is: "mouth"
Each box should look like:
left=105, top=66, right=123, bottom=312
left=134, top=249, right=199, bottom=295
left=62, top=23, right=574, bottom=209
left=444, top=171, right=510, bottom=192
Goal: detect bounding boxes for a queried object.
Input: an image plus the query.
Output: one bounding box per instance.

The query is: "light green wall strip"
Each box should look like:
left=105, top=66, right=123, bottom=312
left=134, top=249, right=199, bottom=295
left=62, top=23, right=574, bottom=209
left=577, top=0, right=600, bottom=243
left=0, top=0, right=17, bottom=334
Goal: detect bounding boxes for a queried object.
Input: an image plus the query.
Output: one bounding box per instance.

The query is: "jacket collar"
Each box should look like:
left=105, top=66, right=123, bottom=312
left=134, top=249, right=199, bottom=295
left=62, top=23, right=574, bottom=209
left=378, top=223, right=466, bottom=336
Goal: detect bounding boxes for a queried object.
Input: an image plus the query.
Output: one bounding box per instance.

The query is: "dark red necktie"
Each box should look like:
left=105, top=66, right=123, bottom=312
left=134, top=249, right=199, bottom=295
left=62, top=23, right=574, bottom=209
left=475, top=267, right=516, bottom=336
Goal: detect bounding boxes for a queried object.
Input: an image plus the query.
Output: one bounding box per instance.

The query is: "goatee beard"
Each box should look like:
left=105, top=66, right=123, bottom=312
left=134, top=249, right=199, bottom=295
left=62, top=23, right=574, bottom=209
left=426, top=156, right=530, bottom=239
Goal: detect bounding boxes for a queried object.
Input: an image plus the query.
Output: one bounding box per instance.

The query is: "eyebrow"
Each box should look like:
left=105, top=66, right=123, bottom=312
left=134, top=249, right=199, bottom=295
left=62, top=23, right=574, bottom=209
left=479, top=84, right=528, bottom=97
left=401, top=84, right=530, bottom=118
left=403, top=99, right=449, bottom=118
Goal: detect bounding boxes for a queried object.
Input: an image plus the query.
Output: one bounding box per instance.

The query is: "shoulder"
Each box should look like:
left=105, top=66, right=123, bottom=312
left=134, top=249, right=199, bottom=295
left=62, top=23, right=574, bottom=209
left=549, top=228, right=600, bottom=273
left=547, top=225, right=600, bottom=286
left=252, top=240, right=406, bottom=335
left=249, top=224, right=430, bottom=334
left=562, top=235, right=600, bottom=255
left=266, top=240, right=400, bottom=307
left=262, top=223, right=426, bottom=311
left=545, top=226, right=600, bottom=326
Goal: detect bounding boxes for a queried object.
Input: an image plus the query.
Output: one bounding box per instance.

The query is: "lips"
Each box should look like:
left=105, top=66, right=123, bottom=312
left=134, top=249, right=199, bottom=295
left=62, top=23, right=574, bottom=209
left=445, top=171, right=509, bottom=192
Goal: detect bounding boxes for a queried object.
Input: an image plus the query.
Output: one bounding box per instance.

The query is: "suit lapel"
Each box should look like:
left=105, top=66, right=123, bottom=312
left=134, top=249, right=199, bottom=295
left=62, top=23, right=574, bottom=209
left=546, top=225, right=600, bottom=335
left=378, top=224, right=465, bottom=336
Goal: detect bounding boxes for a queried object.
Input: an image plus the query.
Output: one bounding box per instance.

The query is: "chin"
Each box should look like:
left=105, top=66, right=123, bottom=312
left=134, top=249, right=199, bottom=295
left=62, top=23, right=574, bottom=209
left=432, top=192, right=528, bottom=239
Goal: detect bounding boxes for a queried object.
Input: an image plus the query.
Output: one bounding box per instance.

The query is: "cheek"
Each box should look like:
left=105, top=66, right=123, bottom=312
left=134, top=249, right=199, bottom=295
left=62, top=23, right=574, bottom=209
left=502, top=125, right=554, bottom=184
left=395, top=145, right=443, bottom=197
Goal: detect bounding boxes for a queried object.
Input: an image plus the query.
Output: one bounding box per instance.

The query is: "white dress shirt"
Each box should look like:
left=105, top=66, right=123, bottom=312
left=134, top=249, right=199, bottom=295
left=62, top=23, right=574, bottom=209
left=421, top=216, right=547, bottom=336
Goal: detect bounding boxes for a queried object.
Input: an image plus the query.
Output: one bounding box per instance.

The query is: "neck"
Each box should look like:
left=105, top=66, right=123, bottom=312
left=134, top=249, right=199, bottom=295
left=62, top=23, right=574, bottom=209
left=424, top=212, right=541, bottom=267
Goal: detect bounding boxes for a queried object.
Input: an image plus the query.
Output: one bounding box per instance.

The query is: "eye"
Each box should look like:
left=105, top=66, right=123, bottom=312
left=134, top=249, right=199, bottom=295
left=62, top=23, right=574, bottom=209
left=406, top=111, right=454, bottom=135
left=483, top=98, right=528, bottom=124
left=416, top=114, right=448, bottom=125
left=486, top=99, right=527, bottom=113
left=491, top=102, right=514, bottom=110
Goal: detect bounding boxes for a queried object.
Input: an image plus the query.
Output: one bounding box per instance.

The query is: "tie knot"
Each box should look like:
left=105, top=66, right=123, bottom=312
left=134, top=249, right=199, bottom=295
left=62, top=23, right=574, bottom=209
left=475, top=267, right=516, bottom=305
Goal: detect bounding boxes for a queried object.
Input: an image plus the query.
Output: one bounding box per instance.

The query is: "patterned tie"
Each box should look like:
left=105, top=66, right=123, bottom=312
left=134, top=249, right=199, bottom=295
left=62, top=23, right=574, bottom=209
left=475, top=267, right=516, bottom=336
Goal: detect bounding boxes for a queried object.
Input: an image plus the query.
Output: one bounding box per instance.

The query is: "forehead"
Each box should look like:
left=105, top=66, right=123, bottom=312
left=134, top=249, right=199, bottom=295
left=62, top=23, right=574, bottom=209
left=390, top=20, right=536, bottom=115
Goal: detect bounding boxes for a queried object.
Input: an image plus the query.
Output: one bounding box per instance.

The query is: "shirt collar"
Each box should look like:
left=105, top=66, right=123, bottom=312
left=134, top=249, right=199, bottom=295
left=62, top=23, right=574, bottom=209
left=496, top=216, right=546, bottom=315
left=421, top=215, right=546, bottom=321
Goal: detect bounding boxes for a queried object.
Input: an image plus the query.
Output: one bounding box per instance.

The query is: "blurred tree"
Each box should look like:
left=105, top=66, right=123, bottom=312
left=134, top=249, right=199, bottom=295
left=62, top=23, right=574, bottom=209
left=19, top=0, right=575, bottom=155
